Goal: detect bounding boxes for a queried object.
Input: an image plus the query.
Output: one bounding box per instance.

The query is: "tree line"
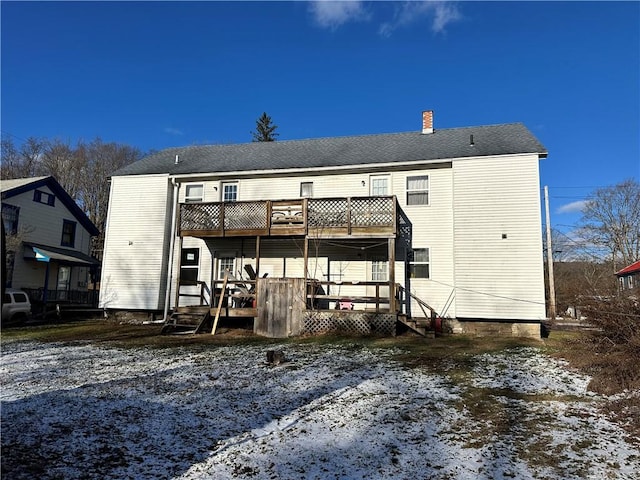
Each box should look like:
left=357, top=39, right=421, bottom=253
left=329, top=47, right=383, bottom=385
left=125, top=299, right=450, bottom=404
left=1, top=135, right=142, bottom=258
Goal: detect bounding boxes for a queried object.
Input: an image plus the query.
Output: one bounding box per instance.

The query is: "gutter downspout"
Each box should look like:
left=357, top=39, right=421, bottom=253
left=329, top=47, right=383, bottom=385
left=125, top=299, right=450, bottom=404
left=163, top=177, right=180, bottom=321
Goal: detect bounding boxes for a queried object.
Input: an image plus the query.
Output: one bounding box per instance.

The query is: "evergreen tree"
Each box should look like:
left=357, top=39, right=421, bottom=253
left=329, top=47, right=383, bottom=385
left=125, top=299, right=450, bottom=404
left=251, top=112, right=279, bottom=142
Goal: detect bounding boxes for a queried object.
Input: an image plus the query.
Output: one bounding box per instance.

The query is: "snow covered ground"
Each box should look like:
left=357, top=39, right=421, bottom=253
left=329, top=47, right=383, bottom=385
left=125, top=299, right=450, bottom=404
left=1, top=340, right=638, bottom=479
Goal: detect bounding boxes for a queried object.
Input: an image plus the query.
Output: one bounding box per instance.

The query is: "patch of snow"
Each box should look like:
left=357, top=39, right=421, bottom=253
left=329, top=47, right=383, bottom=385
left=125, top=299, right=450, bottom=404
left=1, top=342, right=638, bottom=479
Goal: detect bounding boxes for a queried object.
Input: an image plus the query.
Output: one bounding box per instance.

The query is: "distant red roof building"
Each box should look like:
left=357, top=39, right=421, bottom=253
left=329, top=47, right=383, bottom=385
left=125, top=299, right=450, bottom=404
left=615, top=260, right=640, bottom=292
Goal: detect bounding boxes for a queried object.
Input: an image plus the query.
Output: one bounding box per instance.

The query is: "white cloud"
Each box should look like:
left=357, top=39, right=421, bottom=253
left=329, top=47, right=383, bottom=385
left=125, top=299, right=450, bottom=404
left=164, top=127, right=184, bottom=136
left=309, top=1, right=369, bottom=30
left=556, top=200, right=589, bottom=214
left=379, top=1, right=461, bottom=37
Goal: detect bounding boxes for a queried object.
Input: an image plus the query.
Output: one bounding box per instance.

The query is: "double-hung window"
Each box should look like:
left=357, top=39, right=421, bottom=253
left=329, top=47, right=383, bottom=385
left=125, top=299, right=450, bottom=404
left=1, top=204, right=19, bottom=235
left=406, top=175, right=429, bottom=205
left=61, top=220, right=76, bottom=248
left=409, top=248, right=430, bottom=279
left=185, top=184, right=204, bottom=203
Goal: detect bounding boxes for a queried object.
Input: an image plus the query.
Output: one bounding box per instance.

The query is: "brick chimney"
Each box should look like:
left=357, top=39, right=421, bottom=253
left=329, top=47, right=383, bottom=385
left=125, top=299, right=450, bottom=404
left=422, top=110, right=434, bottom=134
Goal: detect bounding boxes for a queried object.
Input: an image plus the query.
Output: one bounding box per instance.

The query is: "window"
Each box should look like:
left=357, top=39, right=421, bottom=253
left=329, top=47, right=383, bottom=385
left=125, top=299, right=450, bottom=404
left=406, top=175, right=429, bottom=205
left=185, top=184, right=204, bottom=203
left=180, top=248, right=200, bottom=283
left=371, top=260, right=388, bottom=281
left=218, top=257, right=235, bottom=279
left=34, top=189, right=55, bottom=206
left=300, top=182, right=313, bottom=198
left=222, top=182, right=238, bottom=202
left=370, top=175, right=389, bottom=196
left=1, top=204, right=19, bottom=235
left=61, top=220, right=76, bottom=247
left=409, top=248, right=430, bottom=279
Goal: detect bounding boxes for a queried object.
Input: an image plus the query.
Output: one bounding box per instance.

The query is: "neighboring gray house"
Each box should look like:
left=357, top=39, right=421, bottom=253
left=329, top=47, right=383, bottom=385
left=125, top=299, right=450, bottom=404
left=1, top=176, right=100, bottom=306
left=100, top=111, right=548, bottom=337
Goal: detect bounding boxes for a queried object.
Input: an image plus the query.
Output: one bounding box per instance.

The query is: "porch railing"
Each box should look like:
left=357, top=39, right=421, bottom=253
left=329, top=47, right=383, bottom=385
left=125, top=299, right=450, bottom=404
left=179, top=196, right=402, bottom=238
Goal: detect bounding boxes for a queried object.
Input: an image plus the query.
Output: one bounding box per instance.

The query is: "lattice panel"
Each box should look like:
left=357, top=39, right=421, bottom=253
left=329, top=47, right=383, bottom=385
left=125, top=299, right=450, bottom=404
left=180, top=203, right=221, bottom=231
left=302, top=311, right=396, bottom=336
left=351, top=197, right=394, bottom=227
left=223, top=202, right=267, bottom=229
left=308, top=199, right=348, bottom=227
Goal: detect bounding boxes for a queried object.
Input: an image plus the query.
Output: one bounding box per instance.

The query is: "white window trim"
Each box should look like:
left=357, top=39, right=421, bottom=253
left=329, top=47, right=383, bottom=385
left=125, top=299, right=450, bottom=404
left=409, top=247, right=430, bottom=279
left=371, top=260, right=388, bottom=282
left=370, top=174, right=390, bottom=196
left=406, top=175, right=429, bottom=206
left=184, top=183, right=204, bottom=203
left=217, top=255, right=236, bottom=279
left=222, top=182, right=239, bottom=202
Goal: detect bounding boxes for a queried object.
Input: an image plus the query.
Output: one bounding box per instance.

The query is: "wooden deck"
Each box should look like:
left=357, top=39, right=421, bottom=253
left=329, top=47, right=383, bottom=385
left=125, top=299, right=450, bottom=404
left=179, top=196, right=404, bottom=238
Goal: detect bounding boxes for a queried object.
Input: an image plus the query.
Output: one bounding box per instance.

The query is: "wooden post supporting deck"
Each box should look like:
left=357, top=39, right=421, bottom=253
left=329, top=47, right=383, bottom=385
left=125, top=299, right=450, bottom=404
left=211, top=273, right=229, bottom=335
left=388, top=237, right=396, bottom=313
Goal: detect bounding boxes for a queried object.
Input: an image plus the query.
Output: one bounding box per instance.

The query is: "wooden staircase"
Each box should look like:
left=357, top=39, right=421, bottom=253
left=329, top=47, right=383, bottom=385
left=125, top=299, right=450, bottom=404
left=397, top=315, right=436, bottom=338
left=396, top=290, right=442, bottom=338
left=161, top=306, right=212, bottom=335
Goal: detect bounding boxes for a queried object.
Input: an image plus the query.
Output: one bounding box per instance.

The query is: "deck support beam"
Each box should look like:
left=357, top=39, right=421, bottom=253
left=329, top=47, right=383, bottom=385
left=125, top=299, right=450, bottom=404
left=388, top=237, right=396, bottom=313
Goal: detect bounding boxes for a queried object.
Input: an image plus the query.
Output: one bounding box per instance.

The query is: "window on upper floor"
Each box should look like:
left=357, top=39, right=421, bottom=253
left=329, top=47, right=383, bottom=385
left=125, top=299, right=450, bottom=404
left=1, top=204, right=20, bottom=235
left=370, top=175, right=389, bottom=196
left=34, top=189, right=55, bottom=206
left=409, top=248, right=430, bottom=279
left=406, top=175, right=429, bottom=205
left=300, top=182, right=313, bottom=198
left=180, top=248, right=200, bottom=283
left=185, top=184, right=204, bottom=203
left=61, top=220, right=76, bottom=248
left=222, top=182, right=238, bottom=202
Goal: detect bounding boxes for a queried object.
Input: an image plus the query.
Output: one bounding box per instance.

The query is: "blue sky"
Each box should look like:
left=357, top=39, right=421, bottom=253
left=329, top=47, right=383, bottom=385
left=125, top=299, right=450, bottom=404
left=1, top=1, right=639, bottom=236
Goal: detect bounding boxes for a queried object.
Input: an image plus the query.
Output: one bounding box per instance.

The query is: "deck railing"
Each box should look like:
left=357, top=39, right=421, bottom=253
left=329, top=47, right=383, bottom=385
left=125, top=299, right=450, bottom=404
left=179, top=196, right=402, bottom=238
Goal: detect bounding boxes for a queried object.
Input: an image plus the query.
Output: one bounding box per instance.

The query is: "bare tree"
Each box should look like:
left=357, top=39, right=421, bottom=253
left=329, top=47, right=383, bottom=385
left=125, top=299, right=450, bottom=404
left=578, top=179, right=640, bottom=269
left=41, top=139, right=85, bottom=200
left=77, top=138, right=141, bottom=258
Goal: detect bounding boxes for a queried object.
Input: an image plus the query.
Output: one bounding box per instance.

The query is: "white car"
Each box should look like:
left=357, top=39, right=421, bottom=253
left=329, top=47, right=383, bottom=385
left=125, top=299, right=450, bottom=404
left=2, top=289, right=32, bottom=326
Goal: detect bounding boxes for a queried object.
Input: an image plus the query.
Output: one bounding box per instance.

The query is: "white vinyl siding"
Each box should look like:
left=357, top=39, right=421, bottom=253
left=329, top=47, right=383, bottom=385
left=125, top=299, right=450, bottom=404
left=100, top=174, right=173, bottom=309
left=452, top=154, right=545, bottom=320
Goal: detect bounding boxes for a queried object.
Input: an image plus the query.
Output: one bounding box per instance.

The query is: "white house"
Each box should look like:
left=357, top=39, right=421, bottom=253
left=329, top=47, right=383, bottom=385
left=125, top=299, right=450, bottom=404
left=1, top=176, right=100, bottom=306
left=99, top=111, right=548, bottom=337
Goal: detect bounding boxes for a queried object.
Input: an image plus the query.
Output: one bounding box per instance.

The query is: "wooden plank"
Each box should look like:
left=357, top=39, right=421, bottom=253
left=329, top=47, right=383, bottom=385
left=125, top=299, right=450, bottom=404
left=211, top=274, right=229, bottom=335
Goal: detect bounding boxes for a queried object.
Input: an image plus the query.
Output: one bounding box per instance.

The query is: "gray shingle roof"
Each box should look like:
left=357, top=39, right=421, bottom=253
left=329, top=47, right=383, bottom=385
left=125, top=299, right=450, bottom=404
left=114, top=123, right=547, bottom=177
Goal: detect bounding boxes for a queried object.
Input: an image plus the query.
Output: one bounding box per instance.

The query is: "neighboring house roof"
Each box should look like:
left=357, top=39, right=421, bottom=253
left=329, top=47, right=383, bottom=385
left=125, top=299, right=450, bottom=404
left=1, top=176, right=100, bottom=236
left=113, top=122, right=547, bottom=177
left=23, top=242, right=100, bottom=266
left=615, top=260, right=640, bottom=277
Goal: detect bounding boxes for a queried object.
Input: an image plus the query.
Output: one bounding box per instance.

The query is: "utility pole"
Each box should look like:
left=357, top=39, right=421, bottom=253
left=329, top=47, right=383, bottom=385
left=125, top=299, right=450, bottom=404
left=544, top=186, right=557, bottom=320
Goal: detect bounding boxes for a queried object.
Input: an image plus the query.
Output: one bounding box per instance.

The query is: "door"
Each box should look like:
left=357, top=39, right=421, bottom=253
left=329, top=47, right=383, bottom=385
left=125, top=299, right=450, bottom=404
left=57, top=266, right=71, bottom=300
